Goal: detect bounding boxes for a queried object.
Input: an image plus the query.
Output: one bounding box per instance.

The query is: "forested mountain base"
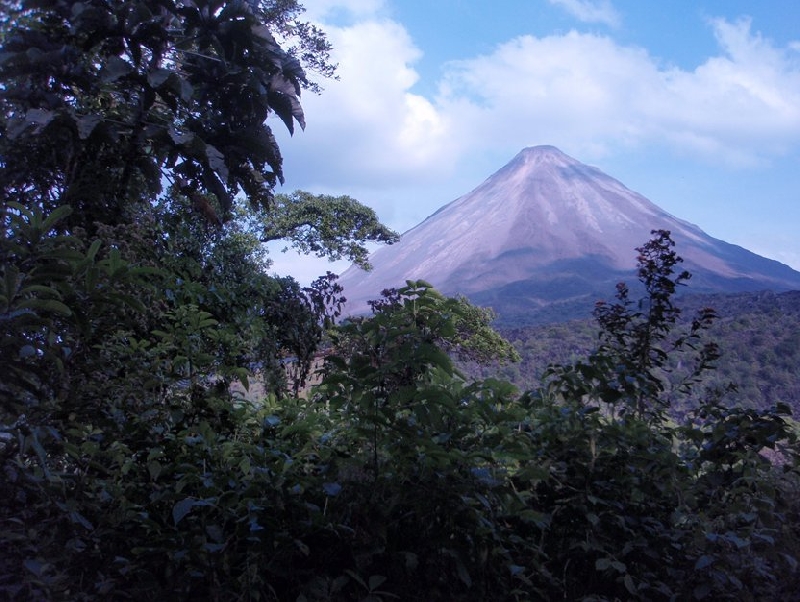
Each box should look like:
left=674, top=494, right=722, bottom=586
left=470, top=290, right=800, bottom=416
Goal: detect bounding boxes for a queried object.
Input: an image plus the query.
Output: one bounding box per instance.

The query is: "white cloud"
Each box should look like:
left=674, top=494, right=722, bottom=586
left=435, top=18, right=800, bottom=166
left=655, top=21, right=800, bottom=163
left=436, top=31, right=657, bottom=156
left=276, top=16, right=459, bottom=190
left=548, top=0, right=621, bottom=28
left=285, top=9, right=800, bottom=195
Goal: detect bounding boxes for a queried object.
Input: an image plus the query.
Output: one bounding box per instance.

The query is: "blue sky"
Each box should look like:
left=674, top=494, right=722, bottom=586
left=271, top=0, right=800, bottom=285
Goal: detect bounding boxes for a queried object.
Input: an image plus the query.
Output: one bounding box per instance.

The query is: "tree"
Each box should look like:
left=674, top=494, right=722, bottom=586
left=559, top=229, right=721, bottom=420
left=0, top=0, right=334, bottom=229
left=262, top=190, right=399, bottom=269
left=0, top=6, right=376, bottom=597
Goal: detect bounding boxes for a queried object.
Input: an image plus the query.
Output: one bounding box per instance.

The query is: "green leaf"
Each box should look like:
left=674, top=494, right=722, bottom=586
left=100, top=56, right=133, bottom=82
left=198, top=317, right=219, bottom=329
left=455, top=559, right=472, bottom=588
left=25, top=107, right=54, bottom=129
left=76, top=114, right=102, bottom=139
left=21, top=284, right=64, bottom=297
left=205, top=144, right=228, bottom=181
left=40, top=205, right=73, bottom=231
left=148, top=460, right=162, bottom=481
left=172, top=498, right=197, bottom=525
left=780, top=552, right=798, bottom=571
left=594, top=557, right=626, bottom=573
left=205, top=524, right=224, bottom=543
left=168, top=126, right=194, bottom=146
left=83, top=240, right=102, bottom=264
left=322, top=482, right=342, bottom=496
left=19, top=345, right=37, bottom=358
left=344, top=569, right=367, bottom=589
left=147, top=68, right=171, bottom=88
left=268, top=72, right=305, bottom=133
left=624, top=574, right=637, bottom=595
left=69, top=511, right=94, bottom=530
left=17, top=298, right=72, bottom=316
left=177, top=75, right=193, bottom=102
left=23, top=559, right=47, bottom=577
left=693, top=583, right=712, bottom=599
left=2, top=264, right=20, bottom=297
left=694, top=555, right=714, bottom=570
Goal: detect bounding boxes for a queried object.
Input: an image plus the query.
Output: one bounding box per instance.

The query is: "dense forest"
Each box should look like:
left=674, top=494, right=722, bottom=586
left=468, top=290, right=800, bottom=416
left=2, top=2, right=799, bottom=600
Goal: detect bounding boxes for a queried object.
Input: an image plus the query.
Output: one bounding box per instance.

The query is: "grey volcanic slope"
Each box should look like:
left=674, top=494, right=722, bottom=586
left=338, top=146, right=800, bottom=320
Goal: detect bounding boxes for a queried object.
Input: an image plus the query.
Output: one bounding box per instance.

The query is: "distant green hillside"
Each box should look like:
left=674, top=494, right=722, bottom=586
left=464, top=290, right=800, bottom=415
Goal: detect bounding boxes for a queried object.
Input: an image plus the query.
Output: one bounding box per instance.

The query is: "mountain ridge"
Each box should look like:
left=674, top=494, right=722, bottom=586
left=339, top=146, right=800, bottom=322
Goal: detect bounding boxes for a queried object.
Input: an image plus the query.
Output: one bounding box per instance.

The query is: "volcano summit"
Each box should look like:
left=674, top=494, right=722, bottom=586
left=338, top=146, right=800, bottom=322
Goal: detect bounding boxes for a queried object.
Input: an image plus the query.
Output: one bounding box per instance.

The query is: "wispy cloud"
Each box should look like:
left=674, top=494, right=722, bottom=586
left=548, top=0, right=621, bottom=28
left=301, top=0, right=387, bottom=21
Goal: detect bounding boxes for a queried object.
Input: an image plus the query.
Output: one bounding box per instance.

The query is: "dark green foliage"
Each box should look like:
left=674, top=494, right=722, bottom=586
left=357, top=282, right=520, bottom=366
left=0, top=0, right=333, bottom=227
left=3, top=226, right=800, bottom=599
left=2, top=3, right=799, bottom=599
left=477, top=290, right=800, bottom=416
left=588, top=230, right=721, bottom=420
left=263, top=191, right=399, bottom=269
left=0, top=201, right=156, bottom=416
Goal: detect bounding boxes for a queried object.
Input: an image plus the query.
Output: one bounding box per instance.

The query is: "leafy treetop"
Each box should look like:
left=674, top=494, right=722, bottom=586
left=0, top=0, right=335, bottom=229
left=262, top=190, right=399, bottom=269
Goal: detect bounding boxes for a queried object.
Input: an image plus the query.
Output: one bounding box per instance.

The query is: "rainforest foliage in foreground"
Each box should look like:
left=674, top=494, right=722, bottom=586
left=2, top=2, right=800, bottom=600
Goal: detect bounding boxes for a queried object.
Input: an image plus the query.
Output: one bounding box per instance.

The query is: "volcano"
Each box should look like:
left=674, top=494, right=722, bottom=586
left=338, top=146, right=800, bottom=323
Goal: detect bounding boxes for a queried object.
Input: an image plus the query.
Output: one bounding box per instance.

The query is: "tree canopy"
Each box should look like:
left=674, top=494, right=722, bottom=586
left=0, top=0, right=334, bottom=228
left=263, top=190, right=399, bottom=269
left=2, top=2, right=799, bottom=600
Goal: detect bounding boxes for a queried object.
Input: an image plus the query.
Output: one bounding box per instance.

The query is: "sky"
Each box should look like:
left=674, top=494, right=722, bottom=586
left=269, top=0, right=800, bottom=285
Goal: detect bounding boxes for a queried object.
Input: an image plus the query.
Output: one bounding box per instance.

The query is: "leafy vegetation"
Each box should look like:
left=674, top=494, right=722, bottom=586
left=263, top=191, right=399, bottom=269
left=2, top=2, right=799, bottom=600
left=473, top=290, right=800, bottom=417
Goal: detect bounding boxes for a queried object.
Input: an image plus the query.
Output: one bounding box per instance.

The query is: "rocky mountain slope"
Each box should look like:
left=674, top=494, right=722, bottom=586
left=338, top=146, right=800, bottom=322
